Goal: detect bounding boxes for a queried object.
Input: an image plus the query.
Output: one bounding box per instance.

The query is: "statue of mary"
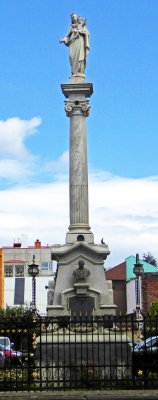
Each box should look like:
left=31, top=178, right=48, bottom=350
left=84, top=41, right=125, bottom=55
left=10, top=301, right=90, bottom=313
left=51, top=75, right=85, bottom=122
left=59, top=13, right=90, bottom=76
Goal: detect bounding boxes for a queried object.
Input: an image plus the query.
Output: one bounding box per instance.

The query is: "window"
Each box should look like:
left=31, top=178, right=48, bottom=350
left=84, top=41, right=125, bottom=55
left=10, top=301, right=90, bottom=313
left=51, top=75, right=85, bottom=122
left=41, top=262, right=49, bottom=270
left=14, top=278, right=25, bottom=304
left=15, top=265, right=24, bottom=277
left=5, top=265, right=13, bottom=277
left=41, top=262, right=53, bottom=271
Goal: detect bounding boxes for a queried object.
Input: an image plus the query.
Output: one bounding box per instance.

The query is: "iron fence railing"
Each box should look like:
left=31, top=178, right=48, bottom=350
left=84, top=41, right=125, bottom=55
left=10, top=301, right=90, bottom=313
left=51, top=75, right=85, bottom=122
left=0, top=314, right=158, bottom=391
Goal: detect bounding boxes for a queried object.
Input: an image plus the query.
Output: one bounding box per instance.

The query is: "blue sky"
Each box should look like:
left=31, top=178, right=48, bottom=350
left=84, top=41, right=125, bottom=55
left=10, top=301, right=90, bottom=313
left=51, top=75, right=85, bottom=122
left=0, top=0, right=158, bottom=267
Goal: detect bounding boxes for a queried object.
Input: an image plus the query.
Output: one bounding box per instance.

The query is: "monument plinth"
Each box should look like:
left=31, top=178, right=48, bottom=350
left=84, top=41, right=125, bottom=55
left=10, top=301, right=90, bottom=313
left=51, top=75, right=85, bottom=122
left=47, top=13, right=116, bottom=317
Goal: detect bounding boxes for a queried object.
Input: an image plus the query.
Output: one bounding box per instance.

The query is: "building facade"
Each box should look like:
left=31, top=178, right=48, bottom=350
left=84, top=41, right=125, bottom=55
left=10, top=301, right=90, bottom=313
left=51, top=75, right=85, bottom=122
left=1, top=239, right=55, bottom=314
left=141, top=272, right=158, bottom=314
left=105, top=255, right=158, bottom=315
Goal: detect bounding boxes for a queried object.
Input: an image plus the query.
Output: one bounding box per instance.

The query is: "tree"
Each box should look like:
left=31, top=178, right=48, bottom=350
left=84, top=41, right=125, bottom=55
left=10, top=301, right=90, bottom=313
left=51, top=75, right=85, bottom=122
left=142, top=252, right=157, bottom=267
left=147, top=302, right=158, bottom=316
left=0, top=306, right=40, bottom=351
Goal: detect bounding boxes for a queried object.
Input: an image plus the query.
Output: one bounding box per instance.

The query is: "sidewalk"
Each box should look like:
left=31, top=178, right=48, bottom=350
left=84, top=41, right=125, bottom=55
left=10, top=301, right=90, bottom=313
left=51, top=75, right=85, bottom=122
left=1, top=391, right=158, bottom=400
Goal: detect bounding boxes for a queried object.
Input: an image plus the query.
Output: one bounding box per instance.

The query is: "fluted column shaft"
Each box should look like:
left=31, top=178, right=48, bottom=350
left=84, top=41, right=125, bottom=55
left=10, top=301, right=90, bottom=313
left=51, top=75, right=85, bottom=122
left=69, top=102, right=89, bottom=228
left=61, top=82, right=93, bottom=233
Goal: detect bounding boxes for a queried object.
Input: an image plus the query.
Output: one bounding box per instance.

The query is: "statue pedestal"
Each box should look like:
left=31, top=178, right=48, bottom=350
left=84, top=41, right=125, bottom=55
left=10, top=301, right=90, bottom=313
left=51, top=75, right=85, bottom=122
left=47, top=240, right=116, bottom=317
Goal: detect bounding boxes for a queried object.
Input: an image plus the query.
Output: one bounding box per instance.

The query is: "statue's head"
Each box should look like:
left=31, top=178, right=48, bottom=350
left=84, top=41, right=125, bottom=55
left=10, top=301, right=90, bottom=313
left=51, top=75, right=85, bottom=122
left=78, top=16, right=86, bottom=26
left=71, top=13, right=78, bottom=23
left=78, top=259, right=85, bottom=269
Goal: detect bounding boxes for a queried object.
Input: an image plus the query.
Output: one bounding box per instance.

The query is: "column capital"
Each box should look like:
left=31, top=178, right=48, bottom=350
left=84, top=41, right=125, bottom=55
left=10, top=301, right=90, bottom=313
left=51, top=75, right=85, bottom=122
left=65, top=100, right=90, bottom=117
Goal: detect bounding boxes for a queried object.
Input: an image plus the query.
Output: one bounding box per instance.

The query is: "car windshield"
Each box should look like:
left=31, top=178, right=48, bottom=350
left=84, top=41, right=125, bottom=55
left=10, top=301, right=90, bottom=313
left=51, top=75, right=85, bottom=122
left=0, top=344, right=5, bottom=350
left=0, top=338, right=10, bottom=347
left=136, top=337, right=158, bottom=349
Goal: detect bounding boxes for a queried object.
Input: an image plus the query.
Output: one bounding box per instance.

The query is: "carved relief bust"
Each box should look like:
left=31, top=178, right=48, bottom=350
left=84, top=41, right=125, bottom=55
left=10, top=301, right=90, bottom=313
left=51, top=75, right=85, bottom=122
left=73, top=259, right=90, bottom=282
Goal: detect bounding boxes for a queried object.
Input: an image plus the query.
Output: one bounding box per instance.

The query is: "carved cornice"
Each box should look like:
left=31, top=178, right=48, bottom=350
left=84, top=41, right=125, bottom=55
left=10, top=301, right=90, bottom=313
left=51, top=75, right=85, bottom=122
left=61, top=82, right=93, bottom=98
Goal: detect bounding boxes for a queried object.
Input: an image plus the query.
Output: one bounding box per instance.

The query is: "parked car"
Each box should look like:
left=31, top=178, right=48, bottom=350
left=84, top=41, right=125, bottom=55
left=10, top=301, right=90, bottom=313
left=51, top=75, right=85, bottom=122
left=0, top=336, right=35, bottom=366
left=0, top=350, right=5, bottom=368
left=0, top=343, right=22, bottom=366
left=132, top=336, right=158, bottom=376
left=0, top=336, right=14, bottom=350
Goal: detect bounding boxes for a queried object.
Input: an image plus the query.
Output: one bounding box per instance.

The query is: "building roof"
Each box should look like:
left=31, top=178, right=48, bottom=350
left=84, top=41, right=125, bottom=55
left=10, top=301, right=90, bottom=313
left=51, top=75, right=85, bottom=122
left=2, top=246, right=50, bottom=249
left=106, top=255, right=158, bottom=283
left=126, top=255, right=158, bottom=282
left=4, top=260, right=27, bottom=263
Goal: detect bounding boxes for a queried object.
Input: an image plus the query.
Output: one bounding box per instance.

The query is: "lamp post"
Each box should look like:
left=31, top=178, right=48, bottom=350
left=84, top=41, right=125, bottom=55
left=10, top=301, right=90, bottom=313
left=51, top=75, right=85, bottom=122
left=133, top=253, right=144, bottom=340
left=133, top=253, right=144, bottom=312
left=28, top=255, right=39, bottom=310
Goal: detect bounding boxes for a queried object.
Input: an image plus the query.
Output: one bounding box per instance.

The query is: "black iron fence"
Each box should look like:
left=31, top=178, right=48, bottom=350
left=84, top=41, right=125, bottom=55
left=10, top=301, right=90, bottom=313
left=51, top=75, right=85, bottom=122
left=0, top=313, right=158, bottom=391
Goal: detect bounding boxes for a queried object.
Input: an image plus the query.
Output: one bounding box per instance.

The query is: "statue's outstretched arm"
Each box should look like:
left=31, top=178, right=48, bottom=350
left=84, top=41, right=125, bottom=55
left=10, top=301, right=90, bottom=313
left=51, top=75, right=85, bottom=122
left=59, top=28, right=71, bottom=45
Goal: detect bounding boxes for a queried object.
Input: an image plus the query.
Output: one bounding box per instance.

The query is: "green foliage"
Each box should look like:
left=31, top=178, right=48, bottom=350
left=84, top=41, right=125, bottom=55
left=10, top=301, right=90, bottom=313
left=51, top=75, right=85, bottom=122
left=147, top=302, right=158, bottom=316
left=0, top=306, right=40, bottom=352
left=143, top=303, right=158, bottom=339
left=142, top=252, right=157, bottom=267
left=0, top=305, right=40, bottom=320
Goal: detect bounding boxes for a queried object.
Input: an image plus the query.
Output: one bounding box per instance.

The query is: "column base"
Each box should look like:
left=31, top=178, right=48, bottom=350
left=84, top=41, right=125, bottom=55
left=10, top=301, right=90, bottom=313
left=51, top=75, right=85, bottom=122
left=66, top=225, right=94, bottom=244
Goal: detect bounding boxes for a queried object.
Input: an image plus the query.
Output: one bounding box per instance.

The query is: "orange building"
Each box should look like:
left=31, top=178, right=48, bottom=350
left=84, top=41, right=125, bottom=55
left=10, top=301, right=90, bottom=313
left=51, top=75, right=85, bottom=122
left=0, top=249, right=4, bottom=308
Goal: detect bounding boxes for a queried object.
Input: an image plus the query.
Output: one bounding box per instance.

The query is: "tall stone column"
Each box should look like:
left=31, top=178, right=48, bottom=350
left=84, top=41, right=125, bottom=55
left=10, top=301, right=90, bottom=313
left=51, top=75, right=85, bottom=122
left=61, top=82, right=94, bottom=244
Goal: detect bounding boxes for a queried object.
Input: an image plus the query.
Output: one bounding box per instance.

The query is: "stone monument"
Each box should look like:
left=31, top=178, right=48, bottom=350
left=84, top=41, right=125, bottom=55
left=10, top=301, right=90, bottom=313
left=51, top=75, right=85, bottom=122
left=47, top=14, right=116, bottom=317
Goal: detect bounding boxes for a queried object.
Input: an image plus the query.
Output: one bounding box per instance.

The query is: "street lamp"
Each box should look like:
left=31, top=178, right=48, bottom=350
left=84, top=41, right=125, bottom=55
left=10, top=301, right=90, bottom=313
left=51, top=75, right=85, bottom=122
left=133, top=253, right=144, bottom=312
left=133, top=253, right=144, bottom=340
left=28, top=255, right=39, bottom=309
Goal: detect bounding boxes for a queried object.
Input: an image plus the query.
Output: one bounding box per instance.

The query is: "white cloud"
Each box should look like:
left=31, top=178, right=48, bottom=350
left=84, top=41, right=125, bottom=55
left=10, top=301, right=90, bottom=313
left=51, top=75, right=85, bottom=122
left=0, top=173, right=158, bottom=268
left=89, top=175, right=158, bottom=265
left=0, top=159, right=35, bottom=180
left=0, top=117, right=42, bottom=183
left=0, top=117, right=41, bottom=159
left=0, top=117, right=70, bottom=184
left=44, top=151, right=69, bottom=180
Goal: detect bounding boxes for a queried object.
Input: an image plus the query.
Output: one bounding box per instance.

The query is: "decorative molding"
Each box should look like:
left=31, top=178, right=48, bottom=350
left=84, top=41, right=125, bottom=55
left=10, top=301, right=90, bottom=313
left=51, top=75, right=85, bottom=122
left=65, top=101, right=90, bottom=117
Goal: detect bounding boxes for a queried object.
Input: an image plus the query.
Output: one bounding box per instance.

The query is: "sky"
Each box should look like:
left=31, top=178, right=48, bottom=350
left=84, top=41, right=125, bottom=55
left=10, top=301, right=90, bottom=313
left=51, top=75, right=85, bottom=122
left=0, top=0, right=158, bottom=267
